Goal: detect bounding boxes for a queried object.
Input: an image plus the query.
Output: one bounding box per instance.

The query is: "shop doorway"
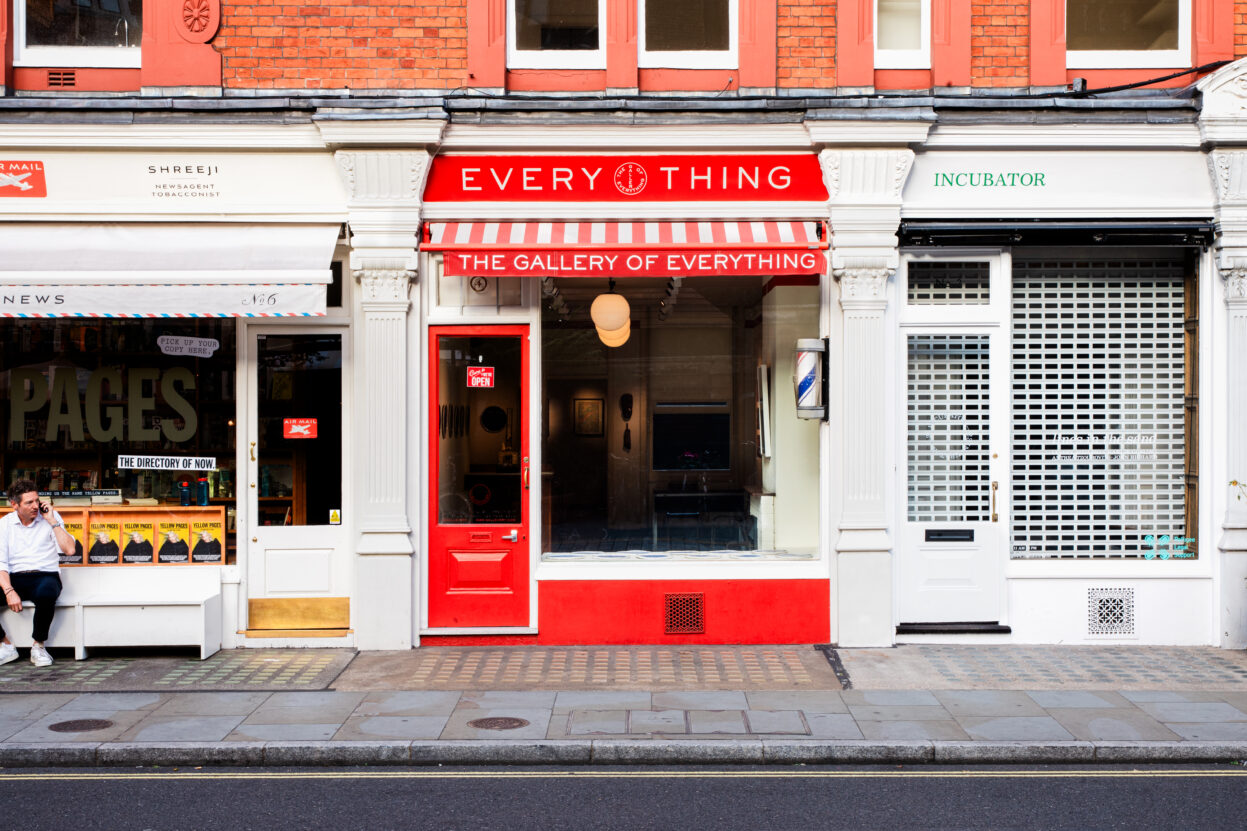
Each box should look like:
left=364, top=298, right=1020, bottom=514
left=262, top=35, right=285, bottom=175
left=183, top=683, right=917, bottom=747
left=896, top=257, right=1009, bottom=626
left=427, top=326, right=530, bottom=628
left=245, top=328, right=351, bottom=633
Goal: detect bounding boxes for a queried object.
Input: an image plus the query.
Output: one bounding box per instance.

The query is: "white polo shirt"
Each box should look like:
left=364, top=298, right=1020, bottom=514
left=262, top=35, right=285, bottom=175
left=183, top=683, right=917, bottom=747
left=0, top=510, right=62, bottom=574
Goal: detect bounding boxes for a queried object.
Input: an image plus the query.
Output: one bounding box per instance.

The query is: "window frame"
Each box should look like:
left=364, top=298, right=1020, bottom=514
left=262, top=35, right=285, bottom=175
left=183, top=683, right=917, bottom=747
left=12, top=0, right=142, bottom=69
left=506, top=0, right=608, bottom=70
left=874, top=0, right=931, bottom=70
left=637, top=0, right=739, bottom=70
left=1065, top=0, right=1191, bottom=70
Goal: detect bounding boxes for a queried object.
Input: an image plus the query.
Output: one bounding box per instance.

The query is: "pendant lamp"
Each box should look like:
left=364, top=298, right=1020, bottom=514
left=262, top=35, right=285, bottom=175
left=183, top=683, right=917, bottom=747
left=590, top=280, right=630, bottom=345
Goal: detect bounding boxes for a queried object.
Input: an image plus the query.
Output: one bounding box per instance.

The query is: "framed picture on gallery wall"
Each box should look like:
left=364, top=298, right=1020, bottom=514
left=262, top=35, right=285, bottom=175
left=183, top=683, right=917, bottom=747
left=573, top=398, right=604, bottom=436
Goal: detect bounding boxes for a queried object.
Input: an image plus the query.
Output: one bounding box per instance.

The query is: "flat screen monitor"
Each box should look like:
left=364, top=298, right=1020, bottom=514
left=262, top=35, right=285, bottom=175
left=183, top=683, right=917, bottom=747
left=652, top=413, right=731, bottom=471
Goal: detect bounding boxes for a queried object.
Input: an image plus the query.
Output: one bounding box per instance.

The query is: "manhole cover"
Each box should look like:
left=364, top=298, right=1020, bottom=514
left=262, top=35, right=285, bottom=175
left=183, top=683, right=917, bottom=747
left=48, top=719, right=114, bottom=733
left=466, top=717, right=530, bottom=730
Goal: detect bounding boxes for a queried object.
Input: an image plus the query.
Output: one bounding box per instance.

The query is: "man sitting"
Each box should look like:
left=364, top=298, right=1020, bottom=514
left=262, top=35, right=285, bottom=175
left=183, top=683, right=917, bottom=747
left=0, top=479, right=75, bottom=667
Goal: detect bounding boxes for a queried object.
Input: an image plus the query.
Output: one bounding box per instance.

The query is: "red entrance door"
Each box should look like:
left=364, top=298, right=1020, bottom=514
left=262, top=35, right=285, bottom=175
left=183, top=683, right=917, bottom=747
left=428, top=326, right=530, bottom=628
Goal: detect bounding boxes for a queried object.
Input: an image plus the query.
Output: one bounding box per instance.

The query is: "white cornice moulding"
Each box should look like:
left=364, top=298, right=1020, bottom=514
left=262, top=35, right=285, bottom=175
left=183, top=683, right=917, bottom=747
left=419, top=201, right=831, bottom=220
left=0, top=211, right=346, bottom=223
left=806, top=121, right=932, bottom=146
left=0, top=123, right=330, bottom=150
left=440, top=124, right=816, bottom=151
left=899, top=207, right=1213, bottom=219
left=923, top=123, right=1202, bottom=150
left=315, top=119, right=446, bottom=148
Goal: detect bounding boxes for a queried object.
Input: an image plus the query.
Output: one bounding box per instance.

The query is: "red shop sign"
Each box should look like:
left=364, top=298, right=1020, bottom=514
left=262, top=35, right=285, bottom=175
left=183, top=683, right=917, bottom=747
left=466, top=367, right=495, bottom=388
left=283, top=418, right=318, bottom=439
left=423, top=154, right=828, bottom=202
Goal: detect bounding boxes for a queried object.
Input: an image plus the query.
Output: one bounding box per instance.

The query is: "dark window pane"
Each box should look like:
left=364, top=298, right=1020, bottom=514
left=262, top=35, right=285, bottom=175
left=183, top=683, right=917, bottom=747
left=645, top=0, right=729, bottom=52
left=516, top=0, right=599, bottom=51
left=26, top=0, right=143, bottom=48
left=1067, top=0, right=1179, bottom=52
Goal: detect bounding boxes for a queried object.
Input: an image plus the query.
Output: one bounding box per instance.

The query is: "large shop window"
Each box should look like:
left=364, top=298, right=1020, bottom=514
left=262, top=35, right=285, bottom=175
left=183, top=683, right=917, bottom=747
left=541, top=275, right=819, bottom=560
left=1066, top=0, right=1190, bottom=69
left=509, top=0, right=606, bottom=69
left=1010, top=255, right=1196, bottom=559
left=2, top=319, right=236, bottom=560
left=14, top=0, right=143, bottom=67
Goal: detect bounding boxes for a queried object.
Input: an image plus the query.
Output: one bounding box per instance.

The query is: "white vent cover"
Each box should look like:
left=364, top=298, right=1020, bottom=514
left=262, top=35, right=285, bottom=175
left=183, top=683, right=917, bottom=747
left=1088, top=587, right=1136, bottom=636
left=1011, top=257, right=1186, bottom=558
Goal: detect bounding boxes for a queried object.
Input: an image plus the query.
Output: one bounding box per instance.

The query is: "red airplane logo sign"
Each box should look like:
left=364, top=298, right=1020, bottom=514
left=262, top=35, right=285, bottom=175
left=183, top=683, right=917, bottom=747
left=0, top=162, right=47, bottom=197
left=282, top=418, right=318, bottom=439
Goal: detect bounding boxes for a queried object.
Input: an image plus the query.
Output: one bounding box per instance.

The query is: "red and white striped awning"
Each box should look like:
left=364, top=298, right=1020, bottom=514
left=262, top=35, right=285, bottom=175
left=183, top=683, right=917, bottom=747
left=423, top=220, right=826, bottom=277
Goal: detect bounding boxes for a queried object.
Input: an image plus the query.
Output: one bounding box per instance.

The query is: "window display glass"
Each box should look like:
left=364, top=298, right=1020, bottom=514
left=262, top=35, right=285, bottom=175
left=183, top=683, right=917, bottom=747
left=540, top=275, right=819, bottom=559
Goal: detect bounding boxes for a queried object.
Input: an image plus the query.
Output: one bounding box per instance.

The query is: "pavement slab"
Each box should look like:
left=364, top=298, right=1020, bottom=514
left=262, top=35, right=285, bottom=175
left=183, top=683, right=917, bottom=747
left=0, top=644, right=1245, bottom=767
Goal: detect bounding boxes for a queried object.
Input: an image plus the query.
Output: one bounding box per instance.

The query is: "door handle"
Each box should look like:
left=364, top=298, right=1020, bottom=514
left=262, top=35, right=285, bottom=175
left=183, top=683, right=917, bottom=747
left=522, top=456, right=530, bottom=490
left=250, top=442, right=256, bottom=462
left=502, top=529, right=518, bottom=543
left=991, top=481, right=999, bottom=523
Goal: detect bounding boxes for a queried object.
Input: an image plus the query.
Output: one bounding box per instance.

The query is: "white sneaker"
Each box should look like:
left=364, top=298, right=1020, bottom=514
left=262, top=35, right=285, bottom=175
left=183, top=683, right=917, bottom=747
left=0, top=642, right=17, bottom=665
left=30, top=644, right=52, bottom=667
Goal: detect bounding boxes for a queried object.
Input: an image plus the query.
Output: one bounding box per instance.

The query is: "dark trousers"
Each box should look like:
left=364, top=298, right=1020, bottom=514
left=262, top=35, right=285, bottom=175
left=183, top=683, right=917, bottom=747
left=0, top=572, right=62, bottom=643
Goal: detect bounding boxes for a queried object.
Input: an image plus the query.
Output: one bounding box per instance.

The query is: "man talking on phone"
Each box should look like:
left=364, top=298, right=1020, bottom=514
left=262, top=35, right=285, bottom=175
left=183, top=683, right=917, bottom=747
left=0, top=479, right=74, bottom=667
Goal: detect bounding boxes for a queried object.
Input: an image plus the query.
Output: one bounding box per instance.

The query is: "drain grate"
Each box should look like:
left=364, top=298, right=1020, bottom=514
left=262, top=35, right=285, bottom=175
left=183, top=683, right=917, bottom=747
left=48, top=719, right=114, bottom=733
left=664, top=592, right=705, bottom=634
left=467, top=717, right=530, bottom=730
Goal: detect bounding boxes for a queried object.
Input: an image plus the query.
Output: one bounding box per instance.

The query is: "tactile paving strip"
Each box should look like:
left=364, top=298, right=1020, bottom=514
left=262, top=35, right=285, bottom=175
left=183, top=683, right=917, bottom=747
left=836, top=645, right=1247, bottom=690
left=0, top=649, right=355, bottom=693
left=335, top=646, right=842, bottom=691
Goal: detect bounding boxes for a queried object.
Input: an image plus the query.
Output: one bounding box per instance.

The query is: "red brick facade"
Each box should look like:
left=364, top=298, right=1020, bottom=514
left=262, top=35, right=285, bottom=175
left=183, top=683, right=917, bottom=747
left=777, top=1, right=837, bottom=88
left=971, top=2, right=1029, bottom=88
left=216, top=2, right=469, bottom=90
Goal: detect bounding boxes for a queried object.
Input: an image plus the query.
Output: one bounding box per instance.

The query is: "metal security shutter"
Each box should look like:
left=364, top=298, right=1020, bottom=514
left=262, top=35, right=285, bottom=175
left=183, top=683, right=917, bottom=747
left=907, top=334, right=992, bottom=522
left=1010, top=257, right=1188, bottom=558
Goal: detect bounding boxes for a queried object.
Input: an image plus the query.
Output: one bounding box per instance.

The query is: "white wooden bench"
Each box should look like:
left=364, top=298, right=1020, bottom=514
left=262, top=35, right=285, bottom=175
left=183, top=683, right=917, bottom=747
left=0, top=567, right=222, bottom=660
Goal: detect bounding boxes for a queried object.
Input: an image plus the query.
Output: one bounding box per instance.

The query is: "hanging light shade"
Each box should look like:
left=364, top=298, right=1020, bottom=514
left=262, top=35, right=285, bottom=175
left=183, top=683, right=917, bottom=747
left=590, top=290, right=630, bottom=332
left=597, top=322, right=630, bottom=347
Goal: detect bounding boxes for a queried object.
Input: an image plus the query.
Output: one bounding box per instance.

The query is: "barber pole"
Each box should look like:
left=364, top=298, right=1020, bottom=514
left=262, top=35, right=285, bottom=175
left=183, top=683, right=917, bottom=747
left=794, top=338, right=827, bottom=420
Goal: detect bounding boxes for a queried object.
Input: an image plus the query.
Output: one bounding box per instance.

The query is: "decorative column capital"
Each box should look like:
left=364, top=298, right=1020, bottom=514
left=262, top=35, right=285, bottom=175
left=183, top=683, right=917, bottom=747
left=835, top=260, right=892, bottom=309
left=354, top=266, right=416, bottom=306
left=819, top=148, right=914, bottom=203
left=335, top=150, right=432, bottom=205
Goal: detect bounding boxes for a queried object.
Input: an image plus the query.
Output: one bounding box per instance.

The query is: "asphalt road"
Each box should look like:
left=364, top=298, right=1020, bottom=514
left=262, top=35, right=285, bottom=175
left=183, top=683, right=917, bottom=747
left=0, top=765, right=1244, bottom=830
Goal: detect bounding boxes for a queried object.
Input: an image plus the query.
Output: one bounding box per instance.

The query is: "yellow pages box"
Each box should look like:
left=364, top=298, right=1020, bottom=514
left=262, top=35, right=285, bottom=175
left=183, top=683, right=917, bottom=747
left=157, top=521, right=191, bottom=564
left=61, top=518, right=86, bottom=566
left=121, top=520, right=156, bottom=564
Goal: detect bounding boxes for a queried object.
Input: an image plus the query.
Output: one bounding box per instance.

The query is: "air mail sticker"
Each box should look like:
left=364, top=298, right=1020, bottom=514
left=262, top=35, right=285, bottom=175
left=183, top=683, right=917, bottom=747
left=283, top=418, right=318, bottom=439
left=0, top=161, right=47, bottom=197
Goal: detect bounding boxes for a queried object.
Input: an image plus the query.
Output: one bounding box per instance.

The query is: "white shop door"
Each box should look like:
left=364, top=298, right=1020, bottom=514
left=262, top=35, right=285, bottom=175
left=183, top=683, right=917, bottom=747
left=896, top=256, right=1009, bottom=625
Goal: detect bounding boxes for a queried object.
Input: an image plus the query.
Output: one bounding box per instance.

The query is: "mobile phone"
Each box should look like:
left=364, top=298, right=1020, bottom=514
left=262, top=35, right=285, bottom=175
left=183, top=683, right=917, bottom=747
left=38, top=500, right=49, bottom=514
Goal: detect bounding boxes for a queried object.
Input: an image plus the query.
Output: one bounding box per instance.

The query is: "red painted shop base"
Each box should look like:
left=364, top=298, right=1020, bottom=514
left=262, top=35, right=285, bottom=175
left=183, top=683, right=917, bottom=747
left=420, top=579, right=830, bottom=646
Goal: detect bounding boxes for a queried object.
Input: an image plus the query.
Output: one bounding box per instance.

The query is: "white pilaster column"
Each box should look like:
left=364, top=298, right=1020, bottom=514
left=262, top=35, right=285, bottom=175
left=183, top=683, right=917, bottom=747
left=333, top=147, right=432, bottom=649
left=819, top=146, right=916, bottom=647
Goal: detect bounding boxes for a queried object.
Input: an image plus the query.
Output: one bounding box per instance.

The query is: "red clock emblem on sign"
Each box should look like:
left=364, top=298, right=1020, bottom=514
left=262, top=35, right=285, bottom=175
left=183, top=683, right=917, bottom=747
left=614, top=162, right=647, bottom=196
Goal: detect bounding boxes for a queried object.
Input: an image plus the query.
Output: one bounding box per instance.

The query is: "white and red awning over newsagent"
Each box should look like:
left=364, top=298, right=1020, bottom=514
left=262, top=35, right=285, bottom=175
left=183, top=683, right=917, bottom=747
left=421, top=153, right=830, bottom=278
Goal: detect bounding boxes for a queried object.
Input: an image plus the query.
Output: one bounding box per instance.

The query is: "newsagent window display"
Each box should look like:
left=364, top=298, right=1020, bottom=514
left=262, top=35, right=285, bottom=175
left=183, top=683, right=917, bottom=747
left=538, top=275, right=821, bottom=560
left=0, top=319, right=235, bottom=566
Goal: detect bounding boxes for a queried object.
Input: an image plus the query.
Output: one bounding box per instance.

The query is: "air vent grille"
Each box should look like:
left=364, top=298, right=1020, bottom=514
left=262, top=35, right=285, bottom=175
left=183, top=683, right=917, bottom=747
left=47, top=70, right=77, bottom=88
left=1088, top=587, right=1135, bottom=636
left=664, top=593, right=704, bottom=635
